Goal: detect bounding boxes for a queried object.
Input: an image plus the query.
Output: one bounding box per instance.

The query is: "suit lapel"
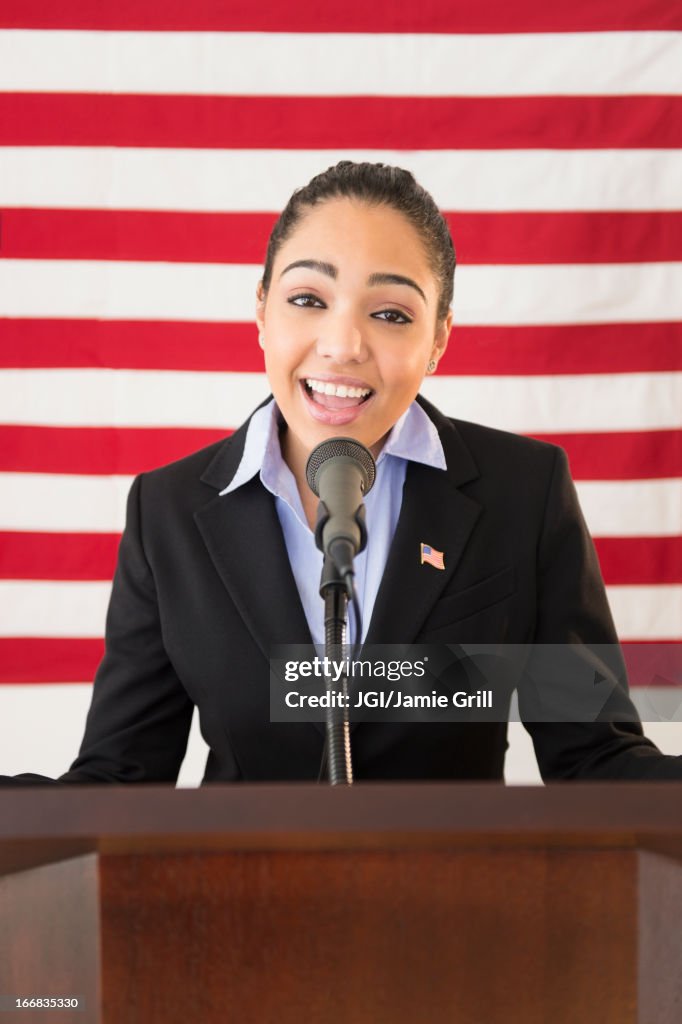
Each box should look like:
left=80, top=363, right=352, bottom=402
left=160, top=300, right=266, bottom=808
left=194, top=410, right=313, bottom=660
left=193, top=410, right=327, bottom=744
left=365, top=396, right=482, bottom=646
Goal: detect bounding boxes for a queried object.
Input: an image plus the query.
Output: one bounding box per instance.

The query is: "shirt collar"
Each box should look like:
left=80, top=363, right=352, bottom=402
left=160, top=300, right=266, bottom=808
left=219, top=396, right=446, bottom=497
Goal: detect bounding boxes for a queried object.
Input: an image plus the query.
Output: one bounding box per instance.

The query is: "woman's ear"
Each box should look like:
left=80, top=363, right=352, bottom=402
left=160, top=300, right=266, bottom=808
left=429, top=310, right=453, bottom=372
left=255, top=281, right=266, bottom=349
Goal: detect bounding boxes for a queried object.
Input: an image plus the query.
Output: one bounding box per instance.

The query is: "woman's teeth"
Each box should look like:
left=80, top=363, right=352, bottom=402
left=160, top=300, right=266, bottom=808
left=305, top=378, right=371, bottom=399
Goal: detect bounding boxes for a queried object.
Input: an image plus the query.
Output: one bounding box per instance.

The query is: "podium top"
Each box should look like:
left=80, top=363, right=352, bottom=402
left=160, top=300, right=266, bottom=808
left=0, top=782, right=681, bottom=877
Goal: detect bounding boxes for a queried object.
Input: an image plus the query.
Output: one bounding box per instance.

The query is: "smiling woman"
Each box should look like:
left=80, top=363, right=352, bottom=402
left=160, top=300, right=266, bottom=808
left=255, top=188, right=452, bottom=525
left=249, top=162, right=456, bottom=540
left=1, top=160, right=680, bottom=786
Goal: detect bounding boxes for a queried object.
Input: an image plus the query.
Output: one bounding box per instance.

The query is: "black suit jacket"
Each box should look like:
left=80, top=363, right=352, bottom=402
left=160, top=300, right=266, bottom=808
left=5, top=396, right=681, bottom=784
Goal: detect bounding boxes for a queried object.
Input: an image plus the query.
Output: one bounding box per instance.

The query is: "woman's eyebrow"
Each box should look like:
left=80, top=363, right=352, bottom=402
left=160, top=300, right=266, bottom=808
left=279, top=259, right=337, bottom=280
left=367, top=272, right=426, bottom=305
left=279, top=260, right=427, bottom=304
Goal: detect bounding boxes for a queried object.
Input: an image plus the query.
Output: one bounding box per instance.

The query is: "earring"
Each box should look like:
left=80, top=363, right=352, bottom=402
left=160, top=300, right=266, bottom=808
left=427, top=359, right=437, bottom=374
left=258, top=332, right=265, bottom=350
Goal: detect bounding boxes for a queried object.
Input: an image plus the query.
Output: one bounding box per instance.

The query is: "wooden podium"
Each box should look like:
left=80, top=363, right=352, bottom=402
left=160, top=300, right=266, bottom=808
left=1, top=784, right=681, bottom=1023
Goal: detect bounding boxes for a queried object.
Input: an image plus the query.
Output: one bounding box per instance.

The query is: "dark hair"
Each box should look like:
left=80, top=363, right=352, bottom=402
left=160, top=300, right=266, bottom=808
left=260, top=160, right=456, bottom=324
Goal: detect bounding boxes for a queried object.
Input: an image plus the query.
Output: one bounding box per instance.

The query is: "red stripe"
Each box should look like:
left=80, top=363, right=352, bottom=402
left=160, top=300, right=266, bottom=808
left=0, top=210, right=275, bottom=265
left=4, top=209, right=682, bottom=265
left=440, top=323, right=682, bottom=376
left=450, top=212, right=682, bottom=266
left=2, top=320, right=680, bottom=375
left=0, top=319, right=261, bottom=371
left=1, top=425, right=679, bottom=481
left=528, top=431, right=682, bottom=481
left=0, top=532, right=120, bottom=580
left=622, top=642, right=682, bottom=689
left=0, top=637, right=102, bottom=683
left=593, top=537, right=682, bottom=585
left=0, top=638, right=677, bottom=686
left=0, top=426, right=230, bottom=475
left=1, top=532, right=680, bottom=587
left=1, top=93, right=679, bottom=150
left=1, top=0, right=679, bottom=31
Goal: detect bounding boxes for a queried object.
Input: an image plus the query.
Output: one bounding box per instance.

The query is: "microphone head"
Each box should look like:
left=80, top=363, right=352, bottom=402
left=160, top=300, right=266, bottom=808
left=305, top=437, right=376, bottom=497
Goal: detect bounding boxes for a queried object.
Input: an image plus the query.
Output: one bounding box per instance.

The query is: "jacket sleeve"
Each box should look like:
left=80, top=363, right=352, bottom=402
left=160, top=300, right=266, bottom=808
left=520, top=446, right=682, bottom=781
left=0, top=473, right=194, bottom=786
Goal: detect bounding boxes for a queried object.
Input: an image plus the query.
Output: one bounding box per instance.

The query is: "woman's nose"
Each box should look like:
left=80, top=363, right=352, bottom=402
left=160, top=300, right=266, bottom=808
left=315, top=316, right=367, bottom=363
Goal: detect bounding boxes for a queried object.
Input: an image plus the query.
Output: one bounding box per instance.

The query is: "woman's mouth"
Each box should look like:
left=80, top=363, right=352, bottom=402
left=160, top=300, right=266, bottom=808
left=300, top=377, right=375, bottom=425
left=304, top=377, right=372, bottom=407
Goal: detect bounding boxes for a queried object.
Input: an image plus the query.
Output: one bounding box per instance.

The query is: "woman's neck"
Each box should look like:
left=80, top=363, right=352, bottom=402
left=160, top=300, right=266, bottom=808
left=280, top=425, right=387, bottom=533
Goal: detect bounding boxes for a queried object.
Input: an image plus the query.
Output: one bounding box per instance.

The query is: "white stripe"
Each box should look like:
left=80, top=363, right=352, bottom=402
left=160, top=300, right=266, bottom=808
left=630, top=690, right=682, bottom=725
left=0, top=579, right=678, bottom=640
left=0, top=580, right=111, bottom=637
left=0, top=688, right=206, bottom=785
left=0, top=688, right=208, bottom=790
left=507, top=695, right=682, bottom=786
left=1, top=148, right=680, bottom=212
left=0, top=259, right=261, bottom=322
left=0, top=369, right=268, bottom=428
left=1, top=30, right=680, bottom=96
left=422, top=374, right=682, bottom=432
left=3, top=259, right=682, bottom=326
left=0, top=474, right=134, bottom=533
left=1, top=473, right=678, bottom=537
left=0, top=685, right=95, bottom=777
left=3, top=687, right=680, bottom=786
left=606, top=585, right=682, bottom=640
left=576, top=479, right=682, bottom=537
left=1, top=369, right=679, bottom=433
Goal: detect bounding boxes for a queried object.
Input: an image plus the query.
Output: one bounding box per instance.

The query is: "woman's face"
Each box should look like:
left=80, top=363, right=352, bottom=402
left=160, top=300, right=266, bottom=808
left=256, top=198, right=451, bottom=471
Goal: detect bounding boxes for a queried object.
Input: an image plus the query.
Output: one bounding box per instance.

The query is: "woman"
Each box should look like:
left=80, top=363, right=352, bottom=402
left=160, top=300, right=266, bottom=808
left=3, top=161, right=680, bottom=784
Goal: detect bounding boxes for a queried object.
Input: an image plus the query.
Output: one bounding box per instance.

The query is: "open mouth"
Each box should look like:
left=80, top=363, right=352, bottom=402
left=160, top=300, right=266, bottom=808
left=302, top=377, right=374, bottom=410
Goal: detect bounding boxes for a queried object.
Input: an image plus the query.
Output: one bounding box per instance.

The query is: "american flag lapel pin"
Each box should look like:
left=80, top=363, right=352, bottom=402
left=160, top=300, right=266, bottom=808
left=420, top=543, right=445, bottom=570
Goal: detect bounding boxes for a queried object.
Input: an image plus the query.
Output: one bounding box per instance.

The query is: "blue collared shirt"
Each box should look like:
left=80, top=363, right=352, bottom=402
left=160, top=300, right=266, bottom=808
left=220, top=399, right=446, bottom=645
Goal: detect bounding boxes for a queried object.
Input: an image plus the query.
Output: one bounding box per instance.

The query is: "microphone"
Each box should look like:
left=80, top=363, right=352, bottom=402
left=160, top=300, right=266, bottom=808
left=305, top=437, right=376, bottom=577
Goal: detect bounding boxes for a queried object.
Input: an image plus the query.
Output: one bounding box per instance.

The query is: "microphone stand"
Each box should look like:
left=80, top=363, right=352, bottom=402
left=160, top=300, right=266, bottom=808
left=319, top=555, right=353, bottom=786
left=306, top=436, right=376, bottom=785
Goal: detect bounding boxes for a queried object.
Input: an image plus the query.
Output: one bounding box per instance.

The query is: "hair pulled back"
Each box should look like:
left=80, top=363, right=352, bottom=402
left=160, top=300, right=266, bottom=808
left=261, top=161, right=456, bottom=324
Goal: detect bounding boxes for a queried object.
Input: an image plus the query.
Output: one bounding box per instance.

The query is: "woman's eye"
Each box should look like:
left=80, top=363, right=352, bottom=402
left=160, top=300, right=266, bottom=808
left=373, top=309, right=412, bottom=325
left=288, top=293, right=325, bottom=308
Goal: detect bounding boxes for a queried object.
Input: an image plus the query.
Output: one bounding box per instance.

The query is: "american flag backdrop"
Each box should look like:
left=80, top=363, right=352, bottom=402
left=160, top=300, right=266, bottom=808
left=0, top=1, right=680, bottom=781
